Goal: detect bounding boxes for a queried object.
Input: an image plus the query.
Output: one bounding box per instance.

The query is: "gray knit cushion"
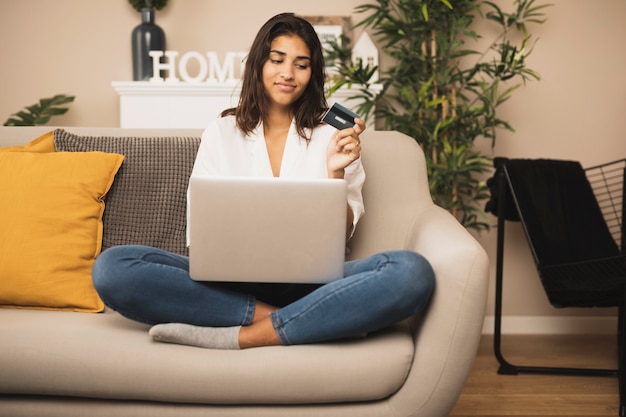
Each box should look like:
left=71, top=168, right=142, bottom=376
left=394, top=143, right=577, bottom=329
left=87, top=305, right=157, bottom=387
left=54, top=129, right=200, bottom=256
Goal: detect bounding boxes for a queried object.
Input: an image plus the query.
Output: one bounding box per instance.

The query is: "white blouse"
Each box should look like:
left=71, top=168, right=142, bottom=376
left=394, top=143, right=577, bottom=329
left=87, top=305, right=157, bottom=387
left=187, top=115, right=366, bottom=245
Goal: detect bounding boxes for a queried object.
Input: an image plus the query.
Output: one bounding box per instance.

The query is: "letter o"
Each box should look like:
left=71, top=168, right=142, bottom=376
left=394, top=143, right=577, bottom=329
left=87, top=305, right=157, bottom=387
left=178, top=51, right=208, bottom=83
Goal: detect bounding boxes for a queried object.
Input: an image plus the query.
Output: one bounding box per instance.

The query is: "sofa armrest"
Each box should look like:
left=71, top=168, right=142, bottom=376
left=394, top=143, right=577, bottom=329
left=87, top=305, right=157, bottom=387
left=388, top=204, right=489, bottom=416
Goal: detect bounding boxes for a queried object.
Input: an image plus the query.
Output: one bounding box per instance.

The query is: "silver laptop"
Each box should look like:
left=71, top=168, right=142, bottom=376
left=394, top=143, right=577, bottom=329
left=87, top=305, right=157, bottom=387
left=188, top=176, right=347, bottom=283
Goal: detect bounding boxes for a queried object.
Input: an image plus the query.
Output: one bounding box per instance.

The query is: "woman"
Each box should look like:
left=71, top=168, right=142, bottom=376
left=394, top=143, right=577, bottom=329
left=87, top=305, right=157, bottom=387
left=92, top=13, right=435, bottom=350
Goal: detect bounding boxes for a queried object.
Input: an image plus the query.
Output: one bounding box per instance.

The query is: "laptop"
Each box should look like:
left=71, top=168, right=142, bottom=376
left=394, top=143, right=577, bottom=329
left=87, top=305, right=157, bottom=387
left=188, top=176, right=347, bottom=283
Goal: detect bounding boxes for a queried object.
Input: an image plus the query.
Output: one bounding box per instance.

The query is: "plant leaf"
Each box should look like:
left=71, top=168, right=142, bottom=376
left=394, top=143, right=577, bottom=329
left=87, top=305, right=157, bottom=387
left=3, top=94, right=75, bottom=126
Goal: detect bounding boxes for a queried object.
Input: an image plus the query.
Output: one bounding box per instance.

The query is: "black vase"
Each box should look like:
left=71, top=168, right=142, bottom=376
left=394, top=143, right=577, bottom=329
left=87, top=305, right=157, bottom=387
left=131, top=8, right=166, bottom=81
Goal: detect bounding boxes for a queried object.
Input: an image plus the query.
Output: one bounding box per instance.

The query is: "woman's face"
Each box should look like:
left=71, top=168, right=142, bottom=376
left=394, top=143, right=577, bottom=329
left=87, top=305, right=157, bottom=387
left=262, top=34, right=312, bottom=111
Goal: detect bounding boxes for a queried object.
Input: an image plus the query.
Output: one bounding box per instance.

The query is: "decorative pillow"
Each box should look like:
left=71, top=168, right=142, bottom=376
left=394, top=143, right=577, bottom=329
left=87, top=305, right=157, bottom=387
left=54, top=130, right=200, bottom=256
left=0, top=130, right=56, bottom=153
left=0, top=151, right=124, bottom=312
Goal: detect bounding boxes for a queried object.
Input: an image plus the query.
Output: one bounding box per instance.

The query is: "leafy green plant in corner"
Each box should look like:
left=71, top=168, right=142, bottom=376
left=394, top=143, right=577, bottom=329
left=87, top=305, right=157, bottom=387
left=3, top=94, right=75, bottom=127
left=128, top=0, right=168, bottom=12
left=326, top=0, right=550, bottom=232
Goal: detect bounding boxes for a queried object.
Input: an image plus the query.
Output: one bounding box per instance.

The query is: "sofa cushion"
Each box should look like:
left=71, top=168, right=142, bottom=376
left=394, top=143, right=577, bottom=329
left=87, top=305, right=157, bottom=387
left=0, top=151, right=124, bottom=312
left=54, top=130, right=201, bottom=256
left=0, top=308, right=415, bottom=404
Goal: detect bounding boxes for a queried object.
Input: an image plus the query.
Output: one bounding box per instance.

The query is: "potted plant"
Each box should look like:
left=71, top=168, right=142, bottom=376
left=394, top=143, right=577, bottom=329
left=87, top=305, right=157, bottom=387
left=325, top=0, right=550, bottom=232
left=129, top=0, right=169, bottom=81
left=3, top=94, right=75, bottom=126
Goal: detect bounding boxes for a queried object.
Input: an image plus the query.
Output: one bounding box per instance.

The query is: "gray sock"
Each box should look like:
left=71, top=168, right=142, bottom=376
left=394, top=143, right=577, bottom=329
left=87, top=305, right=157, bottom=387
left=149, top=323, right=241, bottom=350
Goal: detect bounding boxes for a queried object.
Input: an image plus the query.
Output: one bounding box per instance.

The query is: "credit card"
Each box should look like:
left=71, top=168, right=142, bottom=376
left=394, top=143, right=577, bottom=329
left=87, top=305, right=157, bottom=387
left=322, top=103, right=361, bottom=130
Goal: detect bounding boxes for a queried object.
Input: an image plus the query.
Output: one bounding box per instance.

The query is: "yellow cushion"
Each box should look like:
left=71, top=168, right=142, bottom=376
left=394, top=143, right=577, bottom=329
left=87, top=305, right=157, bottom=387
left=0, top=130, right=56, bottom=153
left=0, top=151, right=124, bottom=312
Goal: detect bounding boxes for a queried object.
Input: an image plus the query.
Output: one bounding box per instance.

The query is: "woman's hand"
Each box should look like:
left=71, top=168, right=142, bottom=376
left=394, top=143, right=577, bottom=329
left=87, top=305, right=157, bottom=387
left=327, top=118, right=365, bottom=179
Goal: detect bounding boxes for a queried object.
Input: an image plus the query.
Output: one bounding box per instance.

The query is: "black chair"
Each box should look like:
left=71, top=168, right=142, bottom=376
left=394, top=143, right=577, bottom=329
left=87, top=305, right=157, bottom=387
left=486, top=157, right=626, bottom=416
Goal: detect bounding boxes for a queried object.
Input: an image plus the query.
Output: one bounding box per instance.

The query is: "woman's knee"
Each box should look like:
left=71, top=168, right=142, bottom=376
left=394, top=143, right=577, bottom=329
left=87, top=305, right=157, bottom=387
left=92, top=246, right=131, bottom=297
left=93, top=245, right=189, bottom=296
left=387, top=250, right=435, bottom=311
left=92, top=245, right=157, bottom=298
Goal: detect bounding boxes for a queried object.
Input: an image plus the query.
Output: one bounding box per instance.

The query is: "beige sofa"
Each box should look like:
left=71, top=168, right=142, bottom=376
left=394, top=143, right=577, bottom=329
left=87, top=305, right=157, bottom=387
left=0, top=126, right=489, bottom=417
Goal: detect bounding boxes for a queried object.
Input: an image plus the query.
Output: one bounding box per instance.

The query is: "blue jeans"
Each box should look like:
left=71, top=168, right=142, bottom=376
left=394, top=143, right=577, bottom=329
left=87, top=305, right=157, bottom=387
left=92, top=245, right=435, bottom=345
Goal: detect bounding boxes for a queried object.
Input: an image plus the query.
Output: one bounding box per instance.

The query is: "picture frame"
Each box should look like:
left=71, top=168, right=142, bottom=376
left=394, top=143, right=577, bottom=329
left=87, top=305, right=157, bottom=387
left=303, top=16, right=352, bottom=72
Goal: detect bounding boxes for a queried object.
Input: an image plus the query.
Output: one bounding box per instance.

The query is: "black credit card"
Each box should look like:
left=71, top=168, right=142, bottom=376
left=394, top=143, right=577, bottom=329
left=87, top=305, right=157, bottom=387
left=322, top=103, right=361, bottom=130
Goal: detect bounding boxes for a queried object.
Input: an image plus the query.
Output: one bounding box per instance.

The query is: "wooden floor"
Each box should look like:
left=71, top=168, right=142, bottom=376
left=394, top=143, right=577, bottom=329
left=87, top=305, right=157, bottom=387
left=449, top=334, right=620, bottom=416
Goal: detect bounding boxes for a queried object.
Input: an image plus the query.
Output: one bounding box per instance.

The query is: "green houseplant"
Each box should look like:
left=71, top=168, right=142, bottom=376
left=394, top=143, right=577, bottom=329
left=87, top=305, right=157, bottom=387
left=3, top=94, right=75, bottom=126
left=326, top=0, right=549, bottom=231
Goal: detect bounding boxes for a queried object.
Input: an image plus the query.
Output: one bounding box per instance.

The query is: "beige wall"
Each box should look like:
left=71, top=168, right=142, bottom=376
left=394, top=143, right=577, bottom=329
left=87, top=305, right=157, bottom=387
left=0, top=0, right=370, bottom=126
left=1, top=1, right=625, bottom=327
left=478, top=0, right=626, bottom=323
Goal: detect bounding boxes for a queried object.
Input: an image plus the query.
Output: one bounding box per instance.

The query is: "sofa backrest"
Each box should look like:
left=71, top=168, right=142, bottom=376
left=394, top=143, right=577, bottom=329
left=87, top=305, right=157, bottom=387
left=0, top=127, right=433, bottom=260
left=348, top=130, right=432, bottom=260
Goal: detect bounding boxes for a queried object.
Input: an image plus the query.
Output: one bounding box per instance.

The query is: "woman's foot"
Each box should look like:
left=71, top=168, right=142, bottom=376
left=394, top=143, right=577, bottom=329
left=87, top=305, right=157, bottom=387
left=149, top=301, right=281, bottom=350
left=238, top=316, right=281, bottom=349
left=149, top=323, right=242, bottom=349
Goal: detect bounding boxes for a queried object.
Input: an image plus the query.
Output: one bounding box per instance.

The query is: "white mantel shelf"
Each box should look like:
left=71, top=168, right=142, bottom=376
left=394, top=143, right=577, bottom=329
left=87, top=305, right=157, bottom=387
left=112, top=81, right=378, bottom=129
left=112, top=81, right=242, bottom=96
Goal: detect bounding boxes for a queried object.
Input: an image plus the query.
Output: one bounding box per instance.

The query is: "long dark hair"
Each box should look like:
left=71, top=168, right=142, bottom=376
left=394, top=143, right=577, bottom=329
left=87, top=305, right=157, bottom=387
left=221, top=13, right=328, bottom=141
